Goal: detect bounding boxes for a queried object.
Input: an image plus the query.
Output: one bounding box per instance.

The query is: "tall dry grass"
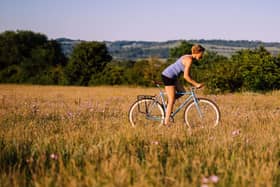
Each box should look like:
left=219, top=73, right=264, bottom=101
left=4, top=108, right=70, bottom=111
left=1, top=84, right=280, bottom=187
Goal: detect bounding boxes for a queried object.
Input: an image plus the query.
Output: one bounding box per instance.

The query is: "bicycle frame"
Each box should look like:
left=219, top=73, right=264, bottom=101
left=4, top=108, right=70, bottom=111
left=129, top=84, right=220, bottom=127
left=156, top=84, right=203, bottom=119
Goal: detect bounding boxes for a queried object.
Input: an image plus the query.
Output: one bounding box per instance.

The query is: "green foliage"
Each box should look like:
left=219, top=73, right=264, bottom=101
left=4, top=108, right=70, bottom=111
left=0, top=30, right=66, bottom=84
left=124, top=58, right=164, bottom=86
left=169, top=40, right=193, bottom=59
left=1, top=30, right=280, bottom=93
left=204, top=59, right=243, bottom=93
left=191, top=51, right=244, bottom=93
left=193, top=47, right=280, bottom=93
left=91, top=58, right=165, bottom=86
left=0, top=30, right=48, bottom=69
left=65, top=41, right=112, bottom=86
left=0, top=65, right=23, bottom=83
left=234, top=47, right=280, bottom=91
left=89, top=64, right=125, bottom=85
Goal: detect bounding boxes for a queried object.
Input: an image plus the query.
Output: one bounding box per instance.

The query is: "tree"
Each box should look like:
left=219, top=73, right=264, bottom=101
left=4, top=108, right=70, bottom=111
left=205, top=59, right=243, bottom=93
left=0, top=30, right=66, bottom=84
left=124, top=57, right=164, bottom=86
left=169, top=41, right=193, bottom=59
left=206, top=47, right=280, bottom=93
left=0, top=30, right=48, bottom=69
left=65, top=41, right=112, bottom=85
left=235, top=47, right=280, bottom=91
left=191, top=51, right=234, bottom=92
left=89, top=63, right=125, bottom=85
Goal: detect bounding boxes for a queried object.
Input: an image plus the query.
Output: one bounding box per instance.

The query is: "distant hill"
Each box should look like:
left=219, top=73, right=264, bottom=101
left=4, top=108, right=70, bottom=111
left=56, top=38, right=83, bottom=57
left=190, top=39, right=280, bottom=57
left=56, top=38, right=280, bottom=60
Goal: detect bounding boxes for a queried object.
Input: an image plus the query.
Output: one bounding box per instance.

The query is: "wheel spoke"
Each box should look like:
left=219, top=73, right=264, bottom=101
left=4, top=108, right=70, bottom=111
left=129, top=99, right=164, bottom=127
left=185, top=98, right=220, bottom=128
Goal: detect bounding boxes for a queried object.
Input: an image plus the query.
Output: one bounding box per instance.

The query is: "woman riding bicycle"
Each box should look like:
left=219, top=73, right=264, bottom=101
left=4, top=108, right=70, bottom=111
left=161, top=44, right=205, bottom=126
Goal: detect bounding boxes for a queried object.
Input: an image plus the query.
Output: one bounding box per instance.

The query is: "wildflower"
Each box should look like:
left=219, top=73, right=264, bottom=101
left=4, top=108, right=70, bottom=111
left=209, top=175, right=219, bottom=183
left=151, top=141, right=159, bottom=145
left=26, top=157, right=34, bottom=164
left=232, top=129, right=241, bottom=136
left=31, top=104, right=39, bottom=114
left=201, top=175, right=219, bottom=186
left=201, top=176, right=209, bottom=184
left=67, top=112, right=74, bottom=119
left=50, top=153, right=58, bottom=160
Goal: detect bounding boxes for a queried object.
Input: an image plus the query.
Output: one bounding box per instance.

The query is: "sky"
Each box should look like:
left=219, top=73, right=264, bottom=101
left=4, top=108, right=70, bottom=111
left=1, top=0, right=280, bottom=42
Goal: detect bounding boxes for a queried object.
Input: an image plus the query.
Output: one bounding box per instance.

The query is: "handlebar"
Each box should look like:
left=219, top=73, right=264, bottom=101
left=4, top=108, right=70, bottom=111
left=190, top=86, right=202, bottom=91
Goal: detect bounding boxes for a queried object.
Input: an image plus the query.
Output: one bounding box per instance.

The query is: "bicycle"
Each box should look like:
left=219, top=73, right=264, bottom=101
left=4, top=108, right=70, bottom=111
left=128, top=82, right=221, bottom=128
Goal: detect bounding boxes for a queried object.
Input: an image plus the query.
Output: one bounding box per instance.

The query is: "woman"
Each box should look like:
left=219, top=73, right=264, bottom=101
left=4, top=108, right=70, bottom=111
left=161, top=44, right=205, bottom=126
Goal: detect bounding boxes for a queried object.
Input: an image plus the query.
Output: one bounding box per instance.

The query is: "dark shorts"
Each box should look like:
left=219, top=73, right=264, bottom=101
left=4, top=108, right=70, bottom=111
left=161, top=74, right=177, bottom=86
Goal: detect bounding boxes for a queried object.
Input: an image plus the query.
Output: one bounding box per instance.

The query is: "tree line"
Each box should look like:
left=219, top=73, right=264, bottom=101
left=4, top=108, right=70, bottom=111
left=1, top=30, right=280, bottom=93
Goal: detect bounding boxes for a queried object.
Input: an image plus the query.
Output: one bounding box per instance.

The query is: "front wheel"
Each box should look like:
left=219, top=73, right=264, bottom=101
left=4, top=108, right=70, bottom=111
left=128, top=98, right=164, bottom=127
left=184, top=98, right=220, bottom=129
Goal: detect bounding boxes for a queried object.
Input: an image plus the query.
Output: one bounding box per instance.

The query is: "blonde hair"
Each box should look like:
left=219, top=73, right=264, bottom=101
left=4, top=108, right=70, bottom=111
left=191, top=44, right=205, bottom=54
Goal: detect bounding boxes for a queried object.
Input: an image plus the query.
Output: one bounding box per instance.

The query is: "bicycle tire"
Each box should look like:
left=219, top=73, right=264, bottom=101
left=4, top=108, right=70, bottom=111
left=128, top=98, right=164, bottom=127
left=184, top=98, right=220, bottom=128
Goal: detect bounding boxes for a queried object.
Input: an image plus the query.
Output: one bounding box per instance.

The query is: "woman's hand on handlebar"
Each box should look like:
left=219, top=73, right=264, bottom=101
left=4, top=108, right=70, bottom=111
left=195, top=83, right=204, bottom=89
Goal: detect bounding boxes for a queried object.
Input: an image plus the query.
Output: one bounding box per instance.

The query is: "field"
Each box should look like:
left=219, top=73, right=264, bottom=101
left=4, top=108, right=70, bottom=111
left=1, top=84, right=280, bottom=187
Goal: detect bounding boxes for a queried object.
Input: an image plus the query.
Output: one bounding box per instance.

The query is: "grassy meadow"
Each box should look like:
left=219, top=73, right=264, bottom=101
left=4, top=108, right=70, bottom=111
left=1, top=84, right=280, bottom=187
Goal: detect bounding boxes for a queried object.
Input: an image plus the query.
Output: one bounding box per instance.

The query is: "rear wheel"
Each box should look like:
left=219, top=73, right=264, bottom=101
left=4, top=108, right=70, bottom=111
left=128, top=98, right=164, bottom=127
left=184, top=98, right=220, bottom=129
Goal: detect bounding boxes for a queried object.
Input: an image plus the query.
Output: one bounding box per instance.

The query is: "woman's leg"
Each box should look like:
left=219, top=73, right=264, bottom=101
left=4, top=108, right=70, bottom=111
left=164, top=85, right=175, bottom=125
left=175, top=81, right=186, bottom=99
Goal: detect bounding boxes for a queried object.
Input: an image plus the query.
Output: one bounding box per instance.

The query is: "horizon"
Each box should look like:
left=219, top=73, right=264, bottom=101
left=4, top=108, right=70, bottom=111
left=1, top=0, right=280, bottom=43
left=55, top=36, right=280, bottom=44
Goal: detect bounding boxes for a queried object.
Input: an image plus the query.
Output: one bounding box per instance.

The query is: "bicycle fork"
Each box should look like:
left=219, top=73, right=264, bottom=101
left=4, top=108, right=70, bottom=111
left=192, top=93, right=204, bottom=119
